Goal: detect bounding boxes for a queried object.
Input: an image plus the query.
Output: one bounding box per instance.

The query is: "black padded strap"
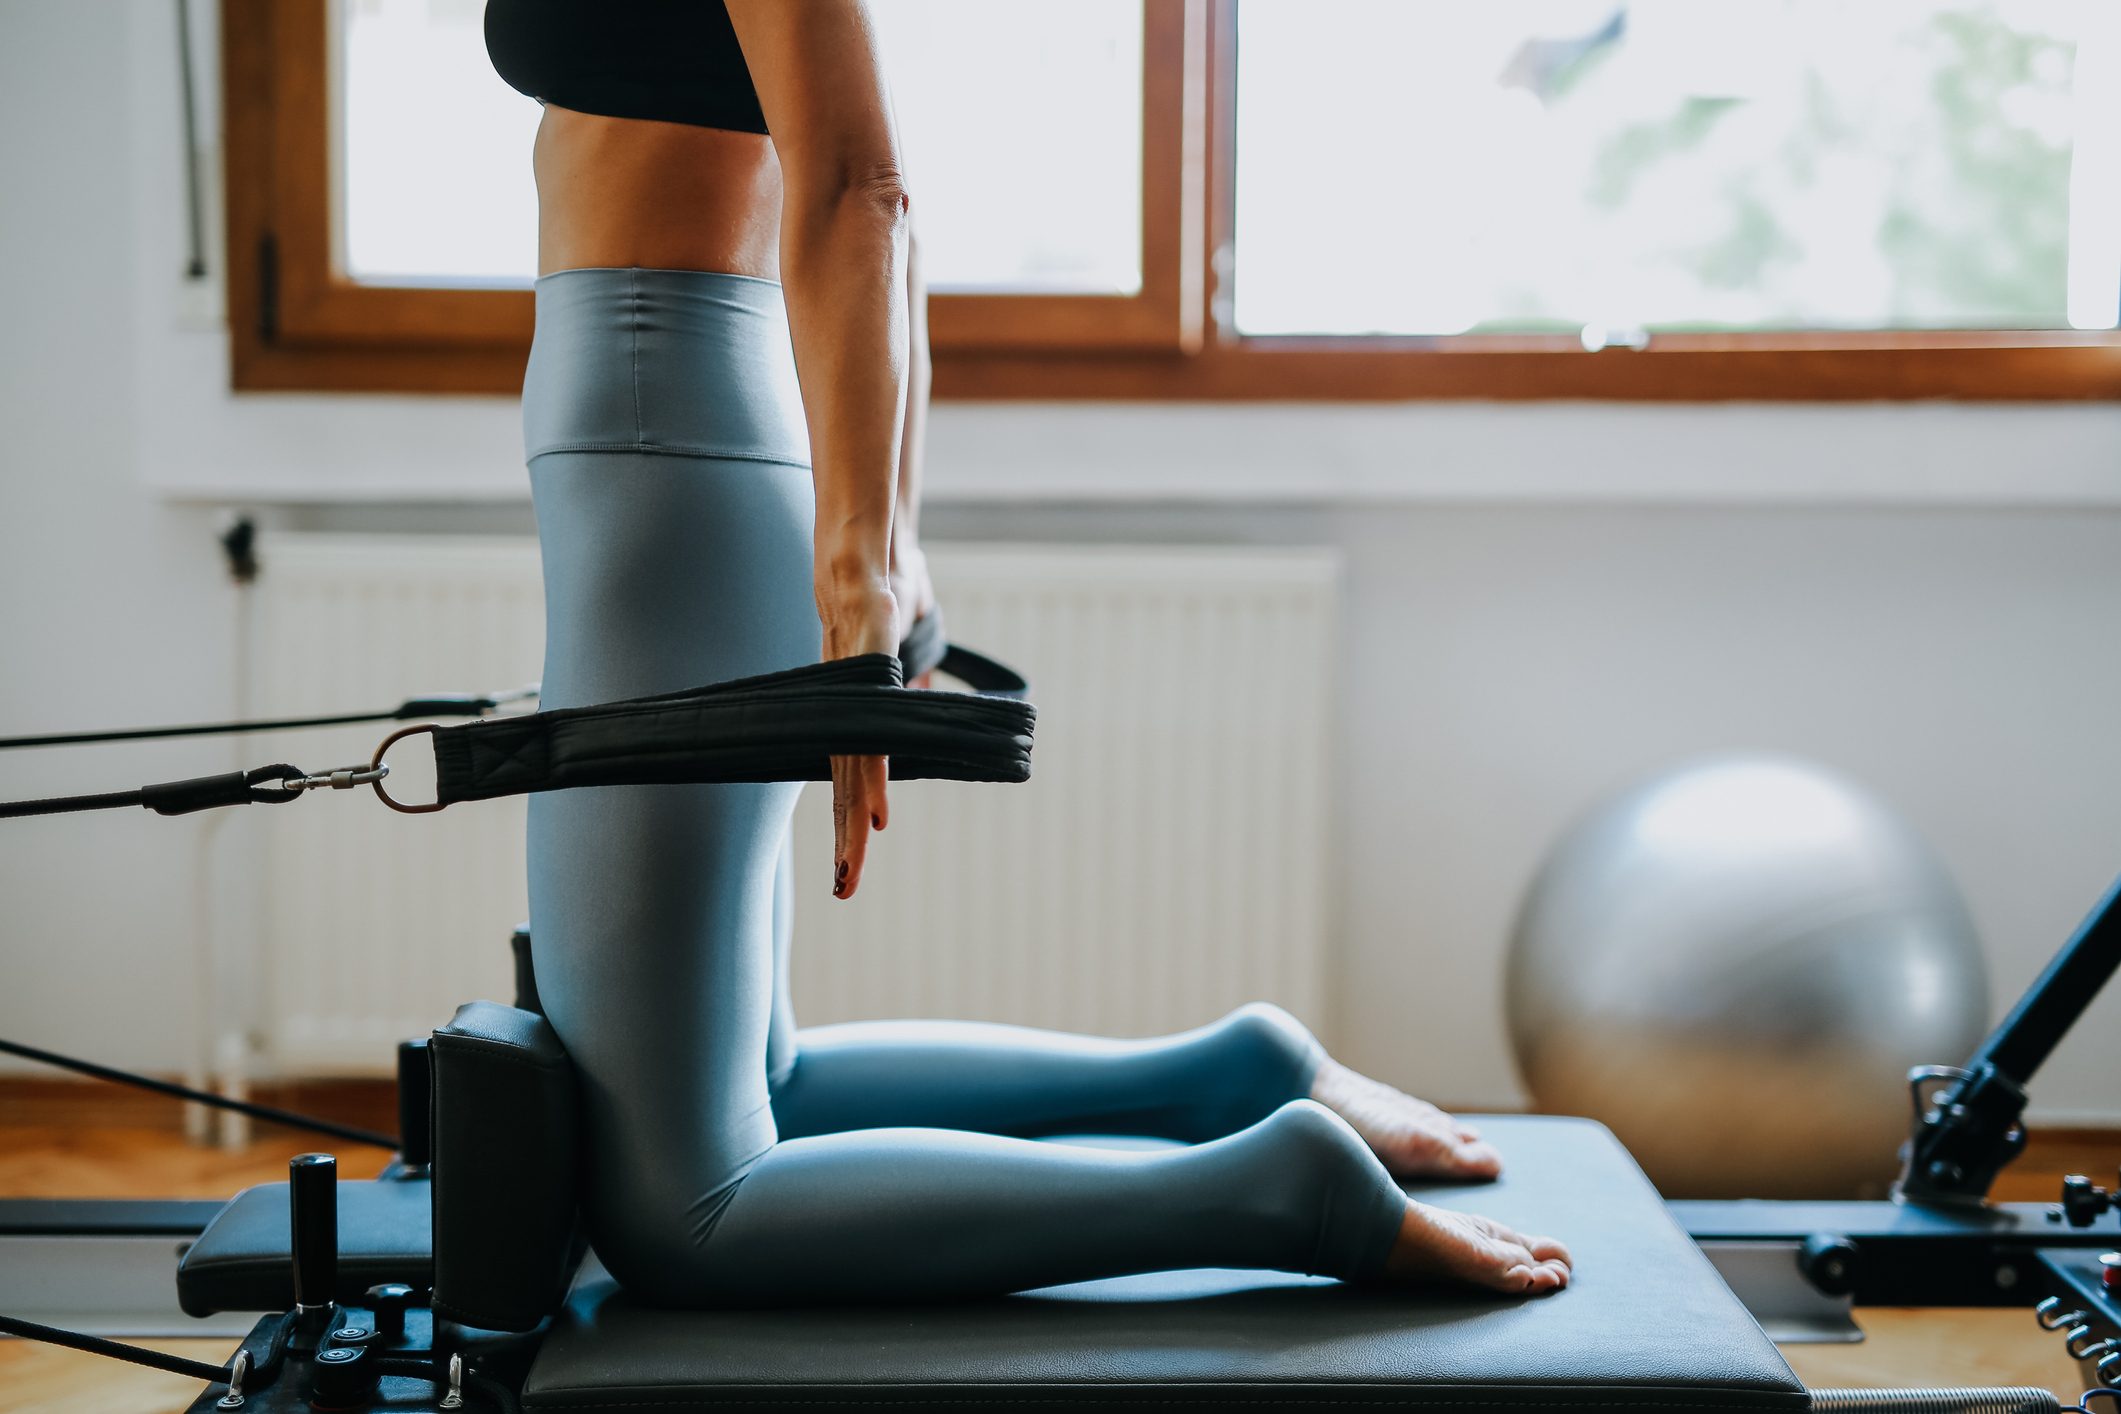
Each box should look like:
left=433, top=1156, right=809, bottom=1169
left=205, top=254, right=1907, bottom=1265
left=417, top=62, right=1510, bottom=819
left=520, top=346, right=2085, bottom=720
left=897, top=606, right=949, bottom=681
left=898, top=609, right=1031, bottom=700
left=429, top=653, right=1034, bottom=808
left=935, top=643, right=1030, bottom=699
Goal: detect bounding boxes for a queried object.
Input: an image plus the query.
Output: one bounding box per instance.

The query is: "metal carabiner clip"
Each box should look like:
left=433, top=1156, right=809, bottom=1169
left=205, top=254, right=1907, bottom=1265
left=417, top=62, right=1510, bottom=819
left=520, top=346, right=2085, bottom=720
left=279, top=764, right=391, bottom=794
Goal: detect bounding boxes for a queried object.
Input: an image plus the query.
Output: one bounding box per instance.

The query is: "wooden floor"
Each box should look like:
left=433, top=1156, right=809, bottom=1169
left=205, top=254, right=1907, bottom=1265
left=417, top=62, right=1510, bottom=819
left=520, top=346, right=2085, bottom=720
left=0, top=1102, right=2114, bottom=1413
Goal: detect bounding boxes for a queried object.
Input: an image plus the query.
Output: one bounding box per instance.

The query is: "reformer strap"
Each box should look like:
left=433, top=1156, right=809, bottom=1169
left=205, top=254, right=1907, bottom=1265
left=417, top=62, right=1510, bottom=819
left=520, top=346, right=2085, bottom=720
left=418, top=653, right=1033, bottom=811
left=899, top=608, right=1031, bottom=699
left=0, top=654, right=1034, bottom=820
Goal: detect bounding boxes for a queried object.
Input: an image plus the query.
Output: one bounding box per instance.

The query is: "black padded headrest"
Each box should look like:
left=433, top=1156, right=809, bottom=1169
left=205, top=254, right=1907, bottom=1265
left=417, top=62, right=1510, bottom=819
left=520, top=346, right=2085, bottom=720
left=430, top=1000, right=579, bottom=1332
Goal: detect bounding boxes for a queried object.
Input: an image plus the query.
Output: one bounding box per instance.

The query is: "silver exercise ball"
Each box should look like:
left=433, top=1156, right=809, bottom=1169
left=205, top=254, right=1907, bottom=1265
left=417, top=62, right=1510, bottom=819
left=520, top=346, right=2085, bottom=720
left=1505, top=754, right=1988, bottom=1199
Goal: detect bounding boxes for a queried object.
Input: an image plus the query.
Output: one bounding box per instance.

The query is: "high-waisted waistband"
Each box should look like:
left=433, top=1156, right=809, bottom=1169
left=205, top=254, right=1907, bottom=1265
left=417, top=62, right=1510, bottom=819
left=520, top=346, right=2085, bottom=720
left=523, top=267, right=810, bottom=468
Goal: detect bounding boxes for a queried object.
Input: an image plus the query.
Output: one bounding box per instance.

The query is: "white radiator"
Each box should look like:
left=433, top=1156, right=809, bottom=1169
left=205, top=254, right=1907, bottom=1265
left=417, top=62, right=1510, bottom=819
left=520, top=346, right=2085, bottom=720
left=244, top=535, right=1338, bottom=1074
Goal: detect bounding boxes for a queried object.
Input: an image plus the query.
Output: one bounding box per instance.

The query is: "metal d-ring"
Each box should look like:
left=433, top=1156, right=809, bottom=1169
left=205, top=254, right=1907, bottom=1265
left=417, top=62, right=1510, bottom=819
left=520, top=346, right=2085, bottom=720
left=2067, top=1323, right=2106, bottom=1358
left=370, top=723, right=445, bottom=814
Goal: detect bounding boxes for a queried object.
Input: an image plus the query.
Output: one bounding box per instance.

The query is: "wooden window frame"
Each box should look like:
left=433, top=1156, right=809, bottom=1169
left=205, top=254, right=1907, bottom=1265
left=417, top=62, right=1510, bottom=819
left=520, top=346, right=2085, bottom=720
left=225, top=0, right=2121, bottom=400
left=223, top=0, right=1205, bottom=393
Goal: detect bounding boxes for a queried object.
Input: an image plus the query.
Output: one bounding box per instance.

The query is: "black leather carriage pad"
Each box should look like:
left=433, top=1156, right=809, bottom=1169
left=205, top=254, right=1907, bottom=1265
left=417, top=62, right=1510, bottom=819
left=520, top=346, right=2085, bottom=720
left=523, top=1115, right=1804, bottom=1412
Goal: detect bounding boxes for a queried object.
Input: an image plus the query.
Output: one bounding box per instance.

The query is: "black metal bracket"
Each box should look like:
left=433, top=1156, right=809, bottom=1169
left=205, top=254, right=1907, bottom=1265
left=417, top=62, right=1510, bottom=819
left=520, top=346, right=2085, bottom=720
left=1893, top=871, right=2121, bottom=1208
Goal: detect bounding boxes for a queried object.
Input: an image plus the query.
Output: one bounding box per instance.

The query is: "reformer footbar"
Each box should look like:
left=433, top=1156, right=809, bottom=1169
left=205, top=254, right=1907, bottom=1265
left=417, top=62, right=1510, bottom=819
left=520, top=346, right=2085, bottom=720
left=0, top=653, right=1034, bottom=820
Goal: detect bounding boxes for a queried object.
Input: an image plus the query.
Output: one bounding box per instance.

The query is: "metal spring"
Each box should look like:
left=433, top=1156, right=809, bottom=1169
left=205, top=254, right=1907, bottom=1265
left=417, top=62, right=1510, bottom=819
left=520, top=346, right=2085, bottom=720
left=1809, top=1389, right=2059, bottom=1414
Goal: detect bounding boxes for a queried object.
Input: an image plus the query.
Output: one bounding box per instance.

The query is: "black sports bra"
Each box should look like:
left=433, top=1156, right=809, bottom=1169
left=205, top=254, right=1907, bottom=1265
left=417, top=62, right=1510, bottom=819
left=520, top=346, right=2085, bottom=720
left=484, top=0, right=768, bottom=136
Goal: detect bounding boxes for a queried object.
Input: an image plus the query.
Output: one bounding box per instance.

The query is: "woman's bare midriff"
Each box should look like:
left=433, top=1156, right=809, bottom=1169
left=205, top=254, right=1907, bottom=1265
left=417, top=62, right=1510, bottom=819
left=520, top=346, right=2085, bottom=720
left=533, top=105, right=782, bottom=279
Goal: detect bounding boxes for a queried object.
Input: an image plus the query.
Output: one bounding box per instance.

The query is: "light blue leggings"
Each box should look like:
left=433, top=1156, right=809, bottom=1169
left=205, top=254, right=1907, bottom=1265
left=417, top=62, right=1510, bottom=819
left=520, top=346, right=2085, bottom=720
left=523, top=268, right=1407, bottom=1306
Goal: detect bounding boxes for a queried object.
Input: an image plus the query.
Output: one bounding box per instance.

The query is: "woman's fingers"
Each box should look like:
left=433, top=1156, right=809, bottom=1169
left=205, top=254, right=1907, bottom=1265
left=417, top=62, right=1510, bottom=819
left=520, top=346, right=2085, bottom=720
left=831, top=753, right=889, bottom=898
left=867, top=753, right=888, bottom=831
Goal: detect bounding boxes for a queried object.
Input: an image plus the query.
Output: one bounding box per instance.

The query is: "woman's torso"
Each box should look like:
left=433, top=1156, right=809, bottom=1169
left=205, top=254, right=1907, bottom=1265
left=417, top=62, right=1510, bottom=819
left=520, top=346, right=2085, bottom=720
left=530, top=111, right=781, bottom=279
left=486, top=0, right=783, bottom=279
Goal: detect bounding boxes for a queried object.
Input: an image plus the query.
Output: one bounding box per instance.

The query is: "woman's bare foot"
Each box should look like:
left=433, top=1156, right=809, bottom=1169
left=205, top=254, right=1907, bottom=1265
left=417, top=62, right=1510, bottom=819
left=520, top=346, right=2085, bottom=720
left=1310, top=1058, right=1503, bottom=1181
left=1386, top=1200, right=1572, bottom=1295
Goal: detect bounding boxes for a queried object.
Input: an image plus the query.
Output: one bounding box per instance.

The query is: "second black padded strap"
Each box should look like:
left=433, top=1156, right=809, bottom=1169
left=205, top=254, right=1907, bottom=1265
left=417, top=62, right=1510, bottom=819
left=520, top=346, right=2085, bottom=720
left=898, top=608, right=1031, bottom=700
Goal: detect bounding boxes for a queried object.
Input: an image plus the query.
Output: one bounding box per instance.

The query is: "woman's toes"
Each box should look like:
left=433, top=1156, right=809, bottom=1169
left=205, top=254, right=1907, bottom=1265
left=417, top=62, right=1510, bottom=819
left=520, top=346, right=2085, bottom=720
left=1387, top=1204, right=1571, bottom=1297
left=1310, top=1062, right=1504, bottom=1182
left=1453, top=1138, right=1504, bottom=1178
left=1526, top=1233, right=1572, bottom=1267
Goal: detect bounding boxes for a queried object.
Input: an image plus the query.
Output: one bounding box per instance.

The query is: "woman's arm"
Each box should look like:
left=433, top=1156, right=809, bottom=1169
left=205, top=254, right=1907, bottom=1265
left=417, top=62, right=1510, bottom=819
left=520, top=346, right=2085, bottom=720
left=891, top=222, right=937, bottom=668
left=727, top=0, right=908, bottom=899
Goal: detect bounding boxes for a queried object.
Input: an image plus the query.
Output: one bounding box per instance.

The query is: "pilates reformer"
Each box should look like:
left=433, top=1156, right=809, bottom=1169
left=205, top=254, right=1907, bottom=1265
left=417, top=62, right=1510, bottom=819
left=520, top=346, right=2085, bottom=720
left=5, top=651, right=2121, bottom=1411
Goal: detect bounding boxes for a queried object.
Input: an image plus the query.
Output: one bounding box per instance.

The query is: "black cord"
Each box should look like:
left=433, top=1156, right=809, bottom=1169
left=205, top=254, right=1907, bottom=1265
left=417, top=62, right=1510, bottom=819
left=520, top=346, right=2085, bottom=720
left=0, top=688, right=530, bottom=751
left=246, top=1310, right=298, bottom=1388
left=0, top=1036, right=399, bottom=1150
left=0, top=709, right=403, bottom=752
left=0, top=763, right=305, bottom=820
left=0, top=1312, right=232, bottom=1385
left=0, top=786, right=144, bottom=819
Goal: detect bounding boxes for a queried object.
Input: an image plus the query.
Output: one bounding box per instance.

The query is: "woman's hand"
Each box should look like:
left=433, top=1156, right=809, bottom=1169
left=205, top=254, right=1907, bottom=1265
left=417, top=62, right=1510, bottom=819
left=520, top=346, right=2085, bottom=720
left=818, top=575, right=898, bottom=899
left=889, top=538, right=938, bottom=689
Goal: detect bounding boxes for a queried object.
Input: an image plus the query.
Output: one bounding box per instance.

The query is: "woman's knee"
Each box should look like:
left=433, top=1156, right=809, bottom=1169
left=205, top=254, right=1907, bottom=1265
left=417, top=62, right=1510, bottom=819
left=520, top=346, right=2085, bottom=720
left=1255, top=1097, right=1375, bottom=1179
left=588, top=1171, right=754, bottom=1307
left=1206, top=1002, right=1324, bottom=1109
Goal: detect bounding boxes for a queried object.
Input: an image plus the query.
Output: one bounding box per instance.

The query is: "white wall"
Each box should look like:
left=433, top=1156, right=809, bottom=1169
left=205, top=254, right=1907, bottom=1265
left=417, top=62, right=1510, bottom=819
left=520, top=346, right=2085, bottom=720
left=6, top=0, right=2121, bottom=1120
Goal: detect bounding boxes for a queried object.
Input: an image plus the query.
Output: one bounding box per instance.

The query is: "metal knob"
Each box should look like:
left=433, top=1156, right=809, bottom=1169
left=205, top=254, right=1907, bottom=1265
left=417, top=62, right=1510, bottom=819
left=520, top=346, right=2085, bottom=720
left=2063, top=1174, right=2112, bottom=1227
left=365, top=1281, right=417, bottom=1341
left=308, top=1343, right=377, bottom=1410
left=1797, top=1233, right=1859, bottom=1297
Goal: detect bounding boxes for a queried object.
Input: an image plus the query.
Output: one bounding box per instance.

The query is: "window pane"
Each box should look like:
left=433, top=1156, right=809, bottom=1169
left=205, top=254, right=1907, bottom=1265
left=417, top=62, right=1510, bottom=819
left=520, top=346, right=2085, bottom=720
left=873, top=1, right=1143, bottom=293
left=336, top=0, right=1142, bottom=294
left=1232, top=0, right=2121, bottom=337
